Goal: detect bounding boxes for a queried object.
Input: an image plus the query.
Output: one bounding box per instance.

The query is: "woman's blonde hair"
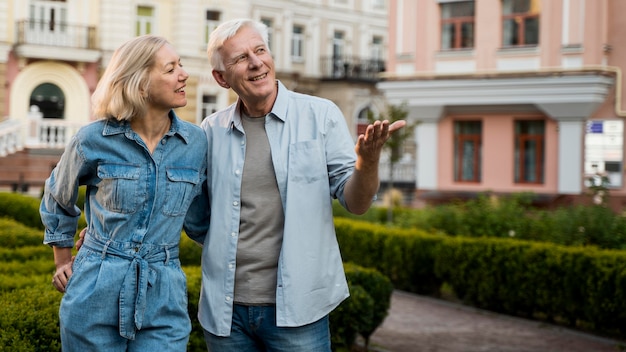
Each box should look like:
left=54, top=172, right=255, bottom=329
left=206, top=18, right=270, bottom=72
left=91, top=35, right=170, bottom=121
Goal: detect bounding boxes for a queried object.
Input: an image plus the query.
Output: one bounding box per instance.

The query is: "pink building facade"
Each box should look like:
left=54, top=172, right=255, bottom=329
left=378, top=0, right=626, bottom=210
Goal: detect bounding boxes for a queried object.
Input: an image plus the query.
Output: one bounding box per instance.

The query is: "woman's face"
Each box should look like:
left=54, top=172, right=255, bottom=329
left=146, top=44, right=189, bottom=112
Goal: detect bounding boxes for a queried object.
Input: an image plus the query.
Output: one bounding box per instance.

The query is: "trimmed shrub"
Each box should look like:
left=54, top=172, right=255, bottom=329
left=0, top=283, right=62, bottom=351
left=0, top=192, right=43, bottom=230
left=0, top=217, right=45, bottom=248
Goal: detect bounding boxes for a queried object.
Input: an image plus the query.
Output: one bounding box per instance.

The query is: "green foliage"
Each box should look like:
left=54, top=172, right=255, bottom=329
left=342, top=262, right=394, bottom=343
left=0, top=283, right=62, bottom=352
left=335, top=217, right=626, bottom=337
left=0, top=217, right=45, bottom=248
left=335, top=218, right=444, bottom=294
left=334, top=192, right=626, bottom=250
left=0, top=190, right=87, bottom=234
left=330, top=262, right=393, bottom=351
left=0, top=192, right=44, bottom=230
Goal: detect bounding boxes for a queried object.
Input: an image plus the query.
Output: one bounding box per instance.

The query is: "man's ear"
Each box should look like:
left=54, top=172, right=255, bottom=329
left=212, top=70, right=230, bottom=89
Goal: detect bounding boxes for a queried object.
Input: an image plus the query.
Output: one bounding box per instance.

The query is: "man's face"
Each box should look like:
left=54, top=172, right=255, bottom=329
left=213, top=25, right=276, bottom=109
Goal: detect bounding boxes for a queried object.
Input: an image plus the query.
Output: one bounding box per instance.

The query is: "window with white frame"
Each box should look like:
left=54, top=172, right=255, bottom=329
left=332, top=31, right=346, bottom=77
left=204, top=10, right=221, bottom=46
left=136, top=6, right=154, bottom=36
left=291, top=25, right=304, bottom=61
left=372, top=0, right=385, bottom=9
left=201, top=94, right=218, bottom=121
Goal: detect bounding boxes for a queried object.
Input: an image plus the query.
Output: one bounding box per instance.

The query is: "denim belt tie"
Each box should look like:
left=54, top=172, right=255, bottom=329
left=83, top=235, right=179, bottom=340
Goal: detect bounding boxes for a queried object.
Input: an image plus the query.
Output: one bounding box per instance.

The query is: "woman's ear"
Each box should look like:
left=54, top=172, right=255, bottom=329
left=212, top=70, right=230, bottom=89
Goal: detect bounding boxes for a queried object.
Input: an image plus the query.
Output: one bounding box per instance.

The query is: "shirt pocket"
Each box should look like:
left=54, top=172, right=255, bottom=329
left=96, top=163, right=142, bottom=214
left=162, top=167, right=200, bottom=217
left=289, top=140, right=327, bottom=183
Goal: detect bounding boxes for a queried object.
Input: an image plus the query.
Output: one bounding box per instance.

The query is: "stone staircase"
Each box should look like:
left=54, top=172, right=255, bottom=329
left=0, top=148, right=63, bottom=194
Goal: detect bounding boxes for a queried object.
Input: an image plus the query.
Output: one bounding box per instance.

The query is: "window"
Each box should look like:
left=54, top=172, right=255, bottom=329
left=357, top=106, right=373, bottom=135
left=136, top=6, right=154, bottom=36
left=454, top=121, right=482, bottom=182
left=261, top=18, right=273, bottom=51
left=204, top=10, right=221, bottom=45
left=502, top=0, right=540, bottom=47
left=332, top=31, right=346, bottom=77
left=201, top=94, right=218, bottom=120
left=371, top=36, right=383, bottom=61
left=291, top=25, right=304, bottom=61
left=440, top=1, right=475, bottom=50
left=371, top=36, right=384, bottom=73
left=514, top=120, right=544, bottom=184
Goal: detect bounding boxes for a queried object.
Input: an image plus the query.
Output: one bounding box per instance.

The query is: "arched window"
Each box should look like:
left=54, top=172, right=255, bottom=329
left=30, top=83, right=65, bottom=119
left=357, top=106, right=372, bottom=135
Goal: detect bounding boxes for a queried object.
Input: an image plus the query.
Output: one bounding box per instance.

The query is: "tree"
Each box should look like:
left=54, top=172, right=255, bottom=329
left=368, top=102, right=417, bottom=223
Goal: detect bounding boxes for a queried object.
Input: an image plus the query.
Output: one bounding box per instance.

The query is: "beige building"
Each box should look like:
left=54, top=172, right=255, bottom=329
left=379, top=0, right=626, bottom=209
left=0, top=0, right=389, bottom=193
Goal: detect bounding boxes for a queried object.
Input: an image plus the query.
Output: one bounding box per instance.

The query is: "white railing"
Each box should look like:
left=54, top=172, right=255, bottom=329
left=379, top=161, right=416, bottom=183
left=0, top=119, right=24, bottom=157
left=0, top=116, right=84, bottom=155
left=27, top=118, right=83, bottom=149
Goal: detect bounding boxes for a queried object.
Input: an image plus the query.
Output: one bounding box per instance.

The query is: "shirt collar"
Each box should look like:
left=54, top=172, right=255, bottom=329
left=230, top=80, right=289, bottom=132
left=102, top=110, right=193, bottom=144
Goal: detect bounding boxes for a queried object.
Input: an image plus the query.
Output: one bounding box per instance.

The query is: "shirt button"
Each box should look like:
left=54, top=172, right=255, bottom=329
left=228, top=263, right=234, bottom=269
left=233, top=201, right=238, bottom=206
left=134, top=247, right=139, bottom=252
left=231, top=232, right=236, bottom=237
left=240, top=141, right=245, bottom=146
left=235, top=170, right=240, bottom=175
left=161, top=139, right=166, bottom=145
left=226, top=296, right=231, bottom=301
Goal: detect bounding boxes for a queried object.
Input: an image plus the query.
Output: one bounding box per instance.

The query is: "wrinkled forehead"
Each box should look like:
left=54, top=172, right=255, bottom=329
left=222, top=26, right=266, bottom=54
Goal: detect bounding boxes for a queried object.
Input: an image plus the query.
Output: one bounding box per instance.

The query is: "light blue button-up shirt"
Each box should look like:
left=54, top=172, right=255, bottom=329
left=198, top=81, right=355, bottom=336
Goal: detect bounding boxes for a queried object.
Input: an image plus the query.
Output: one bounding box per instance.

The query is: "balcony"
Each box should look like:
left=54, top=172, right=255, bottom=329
left=320, top=56, right=386, bottom=82
left=14, top=20, right=100, bottom=63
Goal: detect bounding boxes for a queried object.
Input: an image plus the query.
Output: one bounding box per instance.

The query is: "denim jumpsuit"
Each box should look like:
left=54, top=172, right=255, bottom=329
left=40, top=112, right=210, bottom=351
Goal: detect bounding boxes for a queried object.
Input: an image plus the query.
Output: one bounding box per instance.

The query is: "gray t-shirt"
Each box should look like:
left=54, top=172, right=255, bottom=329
left=235, top=113, right=285, bottom=304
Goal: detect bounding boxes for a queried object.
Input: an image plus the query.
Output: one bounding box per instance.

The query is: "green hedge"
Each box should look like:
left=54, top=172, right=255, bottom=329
left=335, top=218, right=443, bottom=294
left=335, top=217, right=626, bottom=337
left=0, top=192, right=44, bottom=230
left=0, top=191, right=87, bottom=233
left=0, top=282, right=62, bottom=352
left=0, top=217, right=393, bottom=352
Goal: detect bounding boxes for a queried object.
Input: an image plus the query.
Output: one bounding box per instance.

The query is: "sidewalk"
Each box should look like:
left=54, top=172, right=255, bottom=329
left=364, top=290, right=625, bottom=352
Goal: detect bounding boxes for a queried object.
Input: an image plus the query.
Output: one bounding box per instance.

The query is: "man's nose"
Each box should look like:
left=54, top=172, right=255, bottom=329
left=248, top=54, right=263, bottom=68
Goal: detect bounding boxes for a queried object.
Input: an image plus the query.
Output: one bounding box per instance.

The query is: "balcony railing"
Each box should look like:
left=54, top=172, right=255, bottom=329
left=0, top=120, right=24, bottom=157
left=15, top=20, right=97, bottom=49
left=320, top=56, right=386, bottom=82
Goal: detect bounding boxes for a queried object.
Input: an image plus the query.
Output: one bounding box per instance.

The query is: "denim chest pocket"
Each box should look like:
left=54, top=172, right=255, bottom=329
left=289, top=140, right=327, bottom=183
left=163, top=167, right=200, bottom=216
left=96, top=163, right=142, bottom=214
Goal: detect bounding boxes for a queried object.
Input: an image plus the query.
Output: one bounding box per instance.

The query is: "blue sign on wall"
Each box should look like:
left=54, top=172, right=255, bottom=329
left=586, top=121, right=603, bottom=133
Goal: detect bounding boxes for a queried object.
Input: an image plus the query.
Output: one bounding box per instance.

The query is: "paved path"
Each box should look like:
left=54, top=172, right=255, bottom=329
left=365, top=290, right=625, bottom=352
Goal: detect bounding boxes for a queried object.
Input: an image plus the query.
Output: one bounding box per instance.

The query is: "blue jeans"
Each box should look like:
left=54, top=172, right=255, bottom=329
left=203, top=304, right=331, bottom=352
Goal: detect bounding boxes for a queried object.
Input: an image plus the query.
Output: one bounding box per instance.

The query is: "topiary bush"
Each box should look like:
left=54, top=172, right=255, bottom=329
left=0, top=192, right=44, bottom=230
left=0, top=282, right=62, bottom=352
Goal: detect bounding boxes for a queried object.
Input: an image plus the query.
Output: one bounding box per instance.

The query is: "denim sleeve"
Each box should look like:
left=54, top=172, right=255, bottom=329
left=182, top=147, right=210, bottom=245
left=183, top=180, right=210, bottom=245
left=40, top=136, right=86, bottom=248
